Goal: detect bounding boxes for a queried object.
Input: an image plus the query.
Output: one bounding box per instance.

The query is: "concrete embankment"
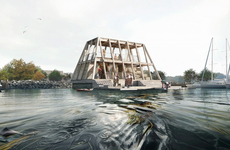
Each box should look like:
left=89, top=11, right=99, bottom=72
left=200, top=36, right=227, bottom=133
left=2, top=80, right=72, bottom=89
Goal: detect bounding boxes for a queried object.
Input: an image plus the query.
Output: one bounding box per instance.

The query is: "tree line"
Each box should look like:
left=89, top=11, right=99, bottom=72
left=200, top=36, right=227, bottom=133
left=0, top=59, right=71, bottom=81
left=183, top=68, right=220, bottom=83
left=151, top=68, right=221, bottom=83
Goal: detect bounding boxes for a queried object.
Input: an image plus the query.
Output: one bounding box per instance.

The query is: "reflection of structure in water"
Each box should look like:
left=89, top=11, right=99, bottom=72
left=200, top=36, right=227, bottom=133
left=71, top=37, right=162, bottom=89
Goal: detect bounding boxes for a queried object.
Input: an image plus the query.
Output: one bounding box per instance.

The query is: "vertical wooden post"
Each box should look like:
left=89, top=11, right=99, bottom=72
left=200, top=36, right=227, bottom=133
left=126, top=42, right=135, bottom=79
left=130, top=45, right=135, bottom=62
left=100, top=39, right=107, bottom=79
left=109, top=39, right=116, bottom=76
left=135, top=43, right=144, bottom=80
left=118, top=40, right=126, bottom=78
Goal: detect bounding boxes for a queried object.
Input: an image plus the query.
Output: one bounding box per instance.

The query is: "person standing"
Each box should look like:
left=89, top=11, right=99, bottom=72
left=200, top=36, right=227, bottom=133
left=114, top=74, right=117, bottom=86
left=161, top=80, right=166, bottom=88
left=125, top=75, right=128, bottom=87
left=127, top=74, right=131, bottom=88
left=130, top=74, right=133, bottom=86
left=98, top=67, right=102, bottom=79
left=116, top=74, right=119, bottom=86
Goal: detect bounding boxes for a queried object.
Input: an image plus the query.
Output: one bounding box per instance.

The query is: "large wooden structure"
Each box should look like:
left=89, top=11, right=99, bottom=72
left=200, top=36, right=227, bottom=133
left=71, top=37, right=162, bottom=89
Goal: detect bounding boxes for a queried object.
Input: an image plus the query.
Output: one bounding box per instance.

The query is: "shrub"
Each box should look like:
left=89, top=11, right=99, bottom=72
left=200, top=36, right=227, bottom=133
left=48, top=70, right=62, bottom=81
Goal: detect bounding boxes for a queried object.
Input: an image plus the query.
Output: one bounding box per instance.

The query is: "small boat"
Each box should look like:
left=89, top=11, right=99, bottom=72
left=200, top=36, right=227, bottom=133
left=76, top=88, right=93, bottom=91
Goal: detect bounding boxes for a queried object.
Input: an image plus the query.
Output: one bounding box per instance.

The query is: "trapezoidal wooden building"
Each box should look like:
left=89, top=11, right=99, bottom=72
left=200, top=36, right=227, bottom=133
left=71, top=37, right=162, bottom=89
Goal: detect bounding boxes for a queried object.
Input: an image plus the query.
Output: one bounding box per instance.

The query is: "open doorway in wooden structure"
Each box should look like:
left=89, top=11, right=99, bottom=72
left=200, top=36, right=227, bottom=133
left=71, top=37, right=162, bottom=89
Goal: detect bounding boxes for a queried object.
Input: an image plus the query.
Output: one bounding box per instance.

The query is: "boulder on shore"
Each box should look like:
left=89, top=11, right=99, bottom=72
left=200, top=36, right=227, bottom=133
left=7, top=80, right=72, bottom=89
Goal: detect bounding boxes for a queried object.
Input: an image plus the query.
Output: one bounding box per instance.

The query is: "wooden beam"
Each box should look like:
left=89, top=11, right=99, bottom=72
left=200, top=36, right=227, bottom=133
left=92, top=38, right=99, bottom=79
left=75, top=42, right=88, bottom=80
left=126, top=42, right=135, bottom=79
left=85, top=41, right=92, bottom=61
left=143, top=44, right=152, bottom=80
left=79, top=43, right=90, bottom=80
left=109, top=39, right=116, bottom=76
left=100, top=38, right=107, bottom=79
left=84, top=41, right=93, bottom=79
left=144, top=45, right=161, bottom=80
left=135, top=43, right=144, bottom=80
left=130, top=44, right=135, bottom=62
left=118, top=40, right=126, bottom=78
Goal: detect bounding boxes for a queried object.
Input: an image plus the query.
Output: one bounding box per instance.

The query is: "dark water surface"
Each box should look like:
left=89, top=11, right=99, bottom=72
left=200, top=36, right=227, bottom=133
left=0, top=88, right=230, bottom=150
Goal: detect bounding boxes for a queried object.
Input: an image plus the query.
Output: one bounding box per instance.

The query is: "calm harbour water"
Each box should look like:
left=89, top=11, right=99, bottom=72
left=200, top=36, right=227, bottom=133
left=0, top=88, right=230, bottom=150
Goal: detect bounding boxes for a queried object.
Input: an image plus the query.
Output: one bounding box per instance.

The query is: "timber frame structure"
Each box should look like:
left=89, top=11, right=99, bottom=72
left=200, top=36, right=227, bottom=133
left=71, top=37, right=162, bottom=89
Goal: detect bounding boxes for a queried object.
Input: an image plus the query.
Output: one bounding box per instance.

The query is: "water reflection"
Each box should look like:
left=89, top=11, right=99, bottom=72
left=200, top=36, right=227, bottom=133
left=0, top=89, right=230, bottom=149
left=172, top=90, right=184, bottom=100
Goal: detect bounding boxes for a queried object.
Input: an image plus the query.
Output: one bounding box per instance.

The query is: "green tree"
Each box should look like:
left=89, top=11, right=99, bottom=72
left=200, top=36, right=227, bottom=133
left=12, top=59, right=36, bottom=80
left=183, top=69, right=197, bottom=83
left=0, top=68, right=10, bottom=80
left=197, top=68, right=217, bottom=81
left=151, top=71, right=166, bottom=80
left=0, top=59, right=36, bottom=80
left=0, top=59, right=15, bottom=80
left=49, top=70, right=62, bottom=81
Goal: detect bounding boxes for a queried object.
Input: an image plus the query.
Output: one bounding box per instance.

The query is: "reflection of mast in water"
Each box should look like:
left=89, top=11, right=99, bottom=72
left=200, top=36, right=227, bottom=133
left=172, top=90, right=184, bottom=100
left=225, top=89, right=230, bottom=112
left=201, top=89, right=211, bottom=127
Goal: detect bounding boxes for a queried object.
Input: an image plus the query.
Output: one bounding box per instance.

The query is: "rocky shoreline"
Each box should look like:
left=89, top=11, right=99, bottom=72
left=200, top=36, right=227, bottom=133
left=6, top=80, right=72, bottom=89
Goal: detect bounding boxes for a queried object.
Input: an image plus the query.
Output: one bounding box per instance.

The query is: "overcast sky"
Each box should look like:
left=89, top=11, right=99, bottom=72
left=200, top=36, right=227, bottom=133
left=1, top=0, right=230, bottom=76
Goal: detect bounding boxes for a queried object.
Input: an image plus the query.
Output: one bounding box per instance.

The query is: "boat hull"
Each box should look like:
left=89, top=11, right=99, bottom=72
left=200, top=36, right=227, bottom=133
left=226, top=83, right=230, bottom=88
left=201, top=82, right=226, bottom=88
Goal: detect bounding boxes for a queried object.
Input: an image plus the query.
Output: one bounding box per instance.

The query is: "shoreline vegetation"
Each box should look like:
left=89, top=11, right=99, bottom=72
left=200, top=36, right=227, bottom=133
left=0, top=59, right=227, bottom=90
left=0, top=58, right=71, bottom=81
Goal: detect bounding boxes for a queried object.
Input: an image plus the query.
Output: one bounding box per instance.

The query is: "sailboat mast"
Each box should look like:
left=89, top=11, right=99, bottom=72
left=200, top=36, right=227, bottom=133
left=226, top=38, right=228, bottom=80
left=211, top=39, right=213, bottom=81
left=202, top=37, right=213, bottom=82
left=227, top=38, right=230, bottom=82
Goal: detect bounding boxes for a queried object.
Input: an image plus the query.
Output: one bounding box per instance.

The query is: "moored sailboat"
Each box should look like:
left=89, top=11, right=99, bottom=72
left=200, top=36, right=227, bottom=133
left=225, top=38, right=230, bottom=88
left=200, top=38, right=226, bottom=88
